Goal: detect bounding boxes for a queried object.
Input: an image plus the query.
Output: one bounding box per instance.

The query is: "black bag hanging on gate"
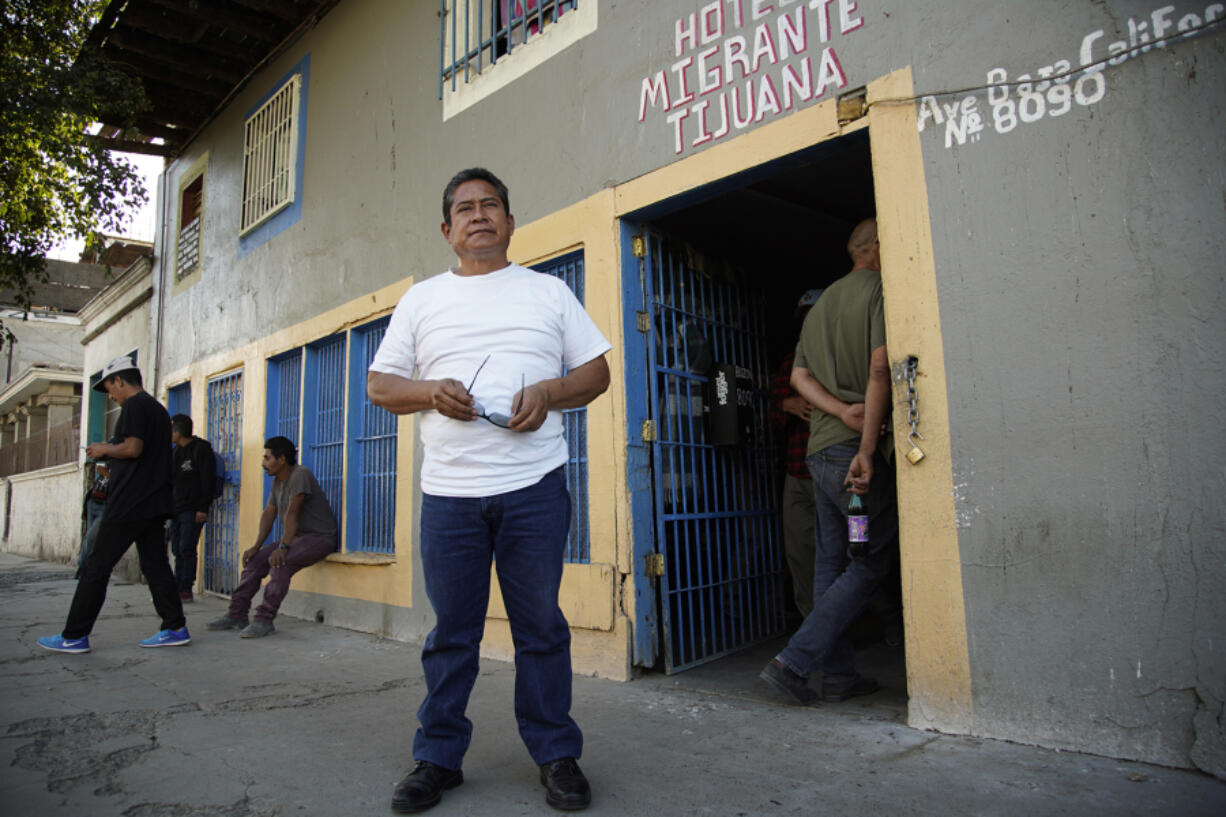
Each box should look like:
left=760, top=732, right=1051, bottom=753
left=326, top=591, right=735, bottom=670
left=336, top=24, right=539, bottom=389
left=705, top=363, right=753, bottom=447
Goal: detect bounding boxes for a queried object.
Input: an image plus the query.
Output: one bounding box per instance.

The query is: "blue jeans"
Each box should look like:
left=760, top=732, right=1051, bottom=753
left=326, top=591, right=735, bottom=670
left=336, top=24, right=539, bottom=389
left=414, top=467, right=582, bottom=770
left=169, top=510, right=205, bottom=593
left=777, top=442, right=898, bottom=684
left=78, top=499, right=105, bottom=572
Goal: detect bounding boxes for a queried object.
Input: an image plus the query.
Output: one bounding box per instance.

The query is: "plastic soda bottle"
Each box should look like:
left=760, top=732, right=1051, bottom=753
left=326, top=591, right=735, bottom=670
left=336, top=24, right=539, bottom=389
left=848, top=492, right=869, bottom=557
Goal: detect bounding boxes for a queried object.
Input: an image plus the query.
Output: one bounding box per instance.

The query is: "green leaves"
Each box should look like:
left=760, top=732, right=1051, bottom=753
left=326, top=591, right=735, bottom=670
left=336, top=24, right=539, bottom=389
left=1, top=0, right=150, bottom=310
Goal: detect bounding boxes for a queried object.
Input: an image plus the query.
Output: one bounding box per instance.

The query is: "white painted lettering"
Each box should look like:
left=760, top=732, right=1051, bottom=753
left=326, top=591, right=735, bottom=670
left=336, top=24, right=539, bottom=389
left=676, top=12, right=698, bottom=57
left=1151, top=5, right=1176, bottom=45
left=1108, top=40, right=1129, bottom=65
left=710, top=93, right=731, bottom=139
left=809, top=0, right=836, bottom=42
left=671, top=56, right=696, bottom=107
left=1074, top=71, right=1105, bottom=105
left=916, top=95, right=944, bottom=132
left=1206, top=3, right=1224, bottom=22
left=1079, top=29, right=1103, bottom=68
left=667, top=108, right=689, bottom=154
left=1128, top=17, right=1152, bottom=56
left=639, top=71, right=671, bottom=121
left=986, top=67, right=1009, bottom=105
left=691, top=99, right=715, bottom=146
left=751, top=22, right=779, bottom=72
left=731, top=81, right=755, bottom=128
left=697, top=45, right=723, bottom=94
left=839, top=0, right=864, bottom=34
left=755, top=74, right=782, bottom=120
left=992, top=99, right=1018, bottom=133
left=725, top=35, right=752, bottom=80
left=726, top=0, right=745, bottom=28
left=1046, top=82, right=1072, bottom=116
left=1016, top=75, right=1046, bottom=123
left=778, top=8, right=807, bottom=58
left=700, top=1, right=725, bottom=45
left=813, top=46, right=847, bottom=98
left=781, top=59, right=812, bottom=109
left=752, top=0, right=774, bottom=21
left=1178, top=12, right=1203, bottom=33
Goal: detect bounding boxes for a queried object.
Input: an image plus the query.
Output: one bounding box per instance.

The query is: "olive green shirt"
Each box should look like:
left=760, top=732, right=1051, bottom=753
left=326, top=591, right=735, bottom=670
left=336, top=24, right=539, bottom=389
left=793, top=267, right=892, bottom=459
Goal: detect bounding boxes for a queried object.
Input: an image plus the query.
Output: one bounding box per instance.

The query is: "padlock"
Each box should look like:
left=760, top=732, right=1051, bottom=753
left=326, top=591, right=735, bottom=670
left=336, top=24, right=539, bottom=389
left=906, top=444, right=926, bottom=464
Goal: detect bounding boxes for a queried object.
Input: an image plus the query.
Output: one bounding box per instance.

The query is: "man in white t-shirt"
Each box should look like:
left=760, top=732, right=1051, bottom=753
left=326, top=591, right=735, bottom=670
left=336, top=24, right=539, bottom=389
left=368, top=168, right=610, bottom=814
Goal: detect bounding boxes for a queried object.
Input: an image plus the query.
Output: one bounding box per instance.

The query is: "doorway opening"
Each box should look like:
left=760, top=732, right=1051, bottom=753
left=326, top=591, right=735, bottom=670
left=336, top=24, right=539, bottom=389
left=623, top=129, right=905, bottom=703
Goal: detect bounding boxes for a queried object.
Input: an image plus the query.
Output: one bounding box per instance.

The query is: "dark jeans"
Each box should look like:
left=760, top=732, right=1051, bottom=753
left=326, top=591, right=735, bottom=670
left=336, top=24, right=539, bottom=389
left=225, top=534, right=335, bottom=623
left=169, top=510, right=205, bottom=593
left=777, top=442, right=899, bottom=683
left=63, top=515, right=185, bottom=639
left=414, top=467, right=582, bottom=770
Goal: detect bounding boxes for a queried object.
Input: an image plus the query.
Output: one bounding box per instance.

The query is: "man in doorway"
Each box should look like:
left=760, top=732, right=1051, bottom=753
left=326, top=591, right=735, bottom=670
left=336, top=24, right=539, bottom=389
left=205, top=436, right=336, bottom=638
left=367, top=168, right=611, bottom=813
left=38, top=355, right=188, bottom=653
left=769, top=288, right=830, bottom=619
left=760, top=218, right=897, bottom=705
left=169, top=414, right=216, bottom=603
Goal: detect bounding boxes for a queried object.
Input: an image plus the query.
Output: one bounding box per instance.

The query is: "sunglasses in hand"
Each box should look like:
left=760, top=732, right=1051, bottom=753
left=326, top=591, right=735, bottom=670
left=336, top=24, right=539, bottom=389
left=467, top=355, right=524, bottom=429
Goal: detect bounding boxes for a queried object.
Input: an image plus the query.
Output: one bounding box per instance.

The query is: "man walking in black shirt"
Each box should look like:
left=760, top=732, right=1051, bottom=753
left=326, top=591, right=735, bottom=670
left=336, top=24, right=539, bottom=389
left=38, top=355, right=189, bottom=653
left=169, top=414, right=216, bottom=603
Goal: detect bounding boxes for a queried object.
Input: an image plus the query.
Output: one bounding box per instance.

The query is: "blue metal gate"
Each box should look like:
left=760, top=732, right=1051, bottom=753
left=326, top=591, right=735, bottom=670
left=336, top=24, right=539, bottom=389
left=204, top=370, right=243, bottom=595
left=630, top=228, right=785, bottom=673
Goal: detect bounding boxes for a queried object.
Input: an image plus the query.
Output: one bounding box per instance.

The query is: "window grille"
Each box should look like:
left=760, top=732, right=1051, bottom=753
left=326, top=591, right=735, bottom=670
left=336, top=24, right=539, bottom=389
left=439, top=0, right=577, bottom=97
left=240, top=74, right=300, bottom=235
left=346, top=319, right=397, bottom=554
left=302, top=335, right=346, bottom=539
left=204, top=370, right=243, bottom=595
left=265, top=349, right=303, bottom=545
left=176, top=175, right=203, bottom=279
left=167, top=382, right=191, bottom=419
left=536, top=250, right=590, bottom=563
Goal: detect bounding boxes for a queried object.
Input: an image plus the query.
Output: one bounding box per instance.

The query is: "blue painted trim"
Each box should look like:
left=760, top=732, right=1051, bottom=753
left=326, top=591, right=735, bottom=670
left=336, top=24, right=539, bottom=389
left=620, top=220, right=659, bottom=668
left=237, top=53, right=310, bottom=259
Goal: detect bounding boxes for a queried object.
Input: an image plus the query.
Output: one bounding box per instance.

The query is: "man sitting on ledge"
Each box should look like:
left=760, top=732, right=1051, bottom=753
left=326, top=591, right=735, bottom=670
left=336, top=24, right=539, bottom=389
left=206, top=436, right=337, bottom=638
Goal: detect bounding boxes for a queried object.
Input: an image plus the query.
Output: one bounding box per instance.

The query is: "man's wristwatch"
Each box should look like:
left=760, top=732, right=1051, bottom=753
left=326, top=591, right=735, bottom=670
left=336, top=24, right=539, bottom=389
left=277, top=542, right=291, bottom=551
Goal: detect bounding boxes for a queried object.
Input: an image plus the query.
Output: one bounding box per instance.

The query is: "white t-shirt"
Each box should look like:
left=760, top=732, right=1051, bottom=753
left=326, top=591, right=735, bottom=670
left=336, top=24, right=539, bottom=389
left=369, top=263, right=612, bottom=497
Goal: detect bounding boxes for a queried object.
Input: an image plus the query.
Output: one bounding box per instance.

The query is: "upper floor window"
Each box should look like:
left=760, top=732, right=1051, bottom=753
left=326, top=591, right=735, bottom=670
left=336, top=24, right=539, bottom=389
left=175, top=171, right=204, bottom=281
left=240, top=73, right=301, bottom=235
left=439, top=1, right=595, bottom=118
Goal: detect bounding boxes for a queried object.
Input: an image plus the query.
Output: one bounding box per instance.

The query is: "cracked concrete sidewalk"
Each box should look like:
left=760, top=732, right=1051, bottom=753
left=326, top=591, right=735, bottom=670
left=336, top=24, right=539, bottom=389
left=2, top=552, right=1224, bottom=817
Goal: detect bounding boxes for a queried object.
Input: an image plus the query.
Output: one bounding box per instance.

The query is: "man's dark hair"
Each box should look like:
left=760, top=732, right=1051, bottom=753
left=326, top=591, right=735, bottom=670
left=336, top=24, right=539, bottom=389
left=264, top=436, right=297, bottom=466
left=441, top=168, right=510, bottom=226
left=170, top=414, right=193, bottom=438
left=109, top=369, right=142, bottom=388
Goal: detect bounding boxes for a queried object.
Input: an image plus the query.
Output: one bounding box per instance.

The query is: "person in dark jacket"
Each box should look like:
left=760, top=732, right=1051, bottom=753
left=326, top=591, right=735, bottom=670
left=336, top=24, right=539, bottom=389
left=169, top=414, right=216, bottom=603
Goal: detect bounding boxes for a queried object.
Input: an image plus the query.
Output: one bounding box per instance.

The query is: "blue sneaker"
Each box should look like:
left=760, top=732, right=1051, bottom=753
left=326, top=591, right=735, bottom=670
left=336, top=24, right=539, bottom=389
left=37, top=634, right=91, bottom=654
left=139, top=627, right=191, bottom=648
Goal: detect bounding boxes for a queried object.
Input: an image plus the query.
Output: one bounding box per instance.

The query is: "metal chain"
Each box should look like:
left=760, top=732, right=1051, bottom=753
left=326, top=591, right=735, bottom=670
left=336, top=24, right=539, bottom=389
left=905, top=355, right=924, bottom=445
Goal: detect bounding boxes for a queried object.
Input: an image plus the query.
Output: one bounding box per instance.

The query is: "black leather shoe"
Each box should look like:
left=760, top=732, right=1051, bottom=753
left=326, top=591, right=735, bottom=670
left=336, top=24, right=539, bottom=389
left=822, top=675, right=880, bottom=702
left=759, top=658, right=820, bottom=705
left=391, top=760, right=463, bottom=813
left=540, top=757, right=591, bottom=811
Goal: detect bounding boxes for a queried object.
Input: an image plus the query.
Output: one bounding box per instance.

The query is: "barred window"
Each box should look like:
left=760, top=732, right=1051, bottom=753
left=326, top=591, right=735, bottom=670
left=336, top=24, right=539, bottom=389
left=175, top=174, right=203, bottom=280
left=439, top=0, right=582, bottom=98
left=240, top=74, right=300, bottom=235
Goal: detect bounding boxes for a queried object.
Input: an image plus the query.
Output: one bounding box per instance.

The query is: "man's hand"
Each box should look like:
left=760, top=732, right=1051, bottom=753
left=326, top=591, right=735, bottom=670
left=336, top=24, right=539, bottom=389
left=845, top=452, right=874, bottom=495
left=85, top=442, right=106, bottom=460
left=840, top=403, right=866, bottom=433
left=508, top=383, right=550, bottom=432
left=241, top=544, right=262, bottom=567
left=781, top=395, right=813, bottom=422
left=431, top=379, right=477, bottom=421
left=195, top=511, right=208, bottom=524
left=269, top=548, right=288, bottom=568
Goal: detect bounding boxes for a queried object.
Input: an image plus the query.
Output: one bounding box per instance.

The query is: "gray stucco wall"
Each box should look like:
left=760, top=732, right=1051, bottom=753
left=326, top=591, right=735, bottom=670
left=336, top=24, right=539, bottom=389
left=150, top=0, right=1225, bottom=774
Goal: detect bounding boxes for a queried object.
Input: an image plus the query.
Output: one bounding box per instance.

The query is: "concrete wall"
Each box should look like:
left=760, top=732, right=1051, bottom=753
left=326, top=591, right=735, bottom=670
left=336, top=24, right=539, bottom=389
left=146, top=0, right=1226, bottom=774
